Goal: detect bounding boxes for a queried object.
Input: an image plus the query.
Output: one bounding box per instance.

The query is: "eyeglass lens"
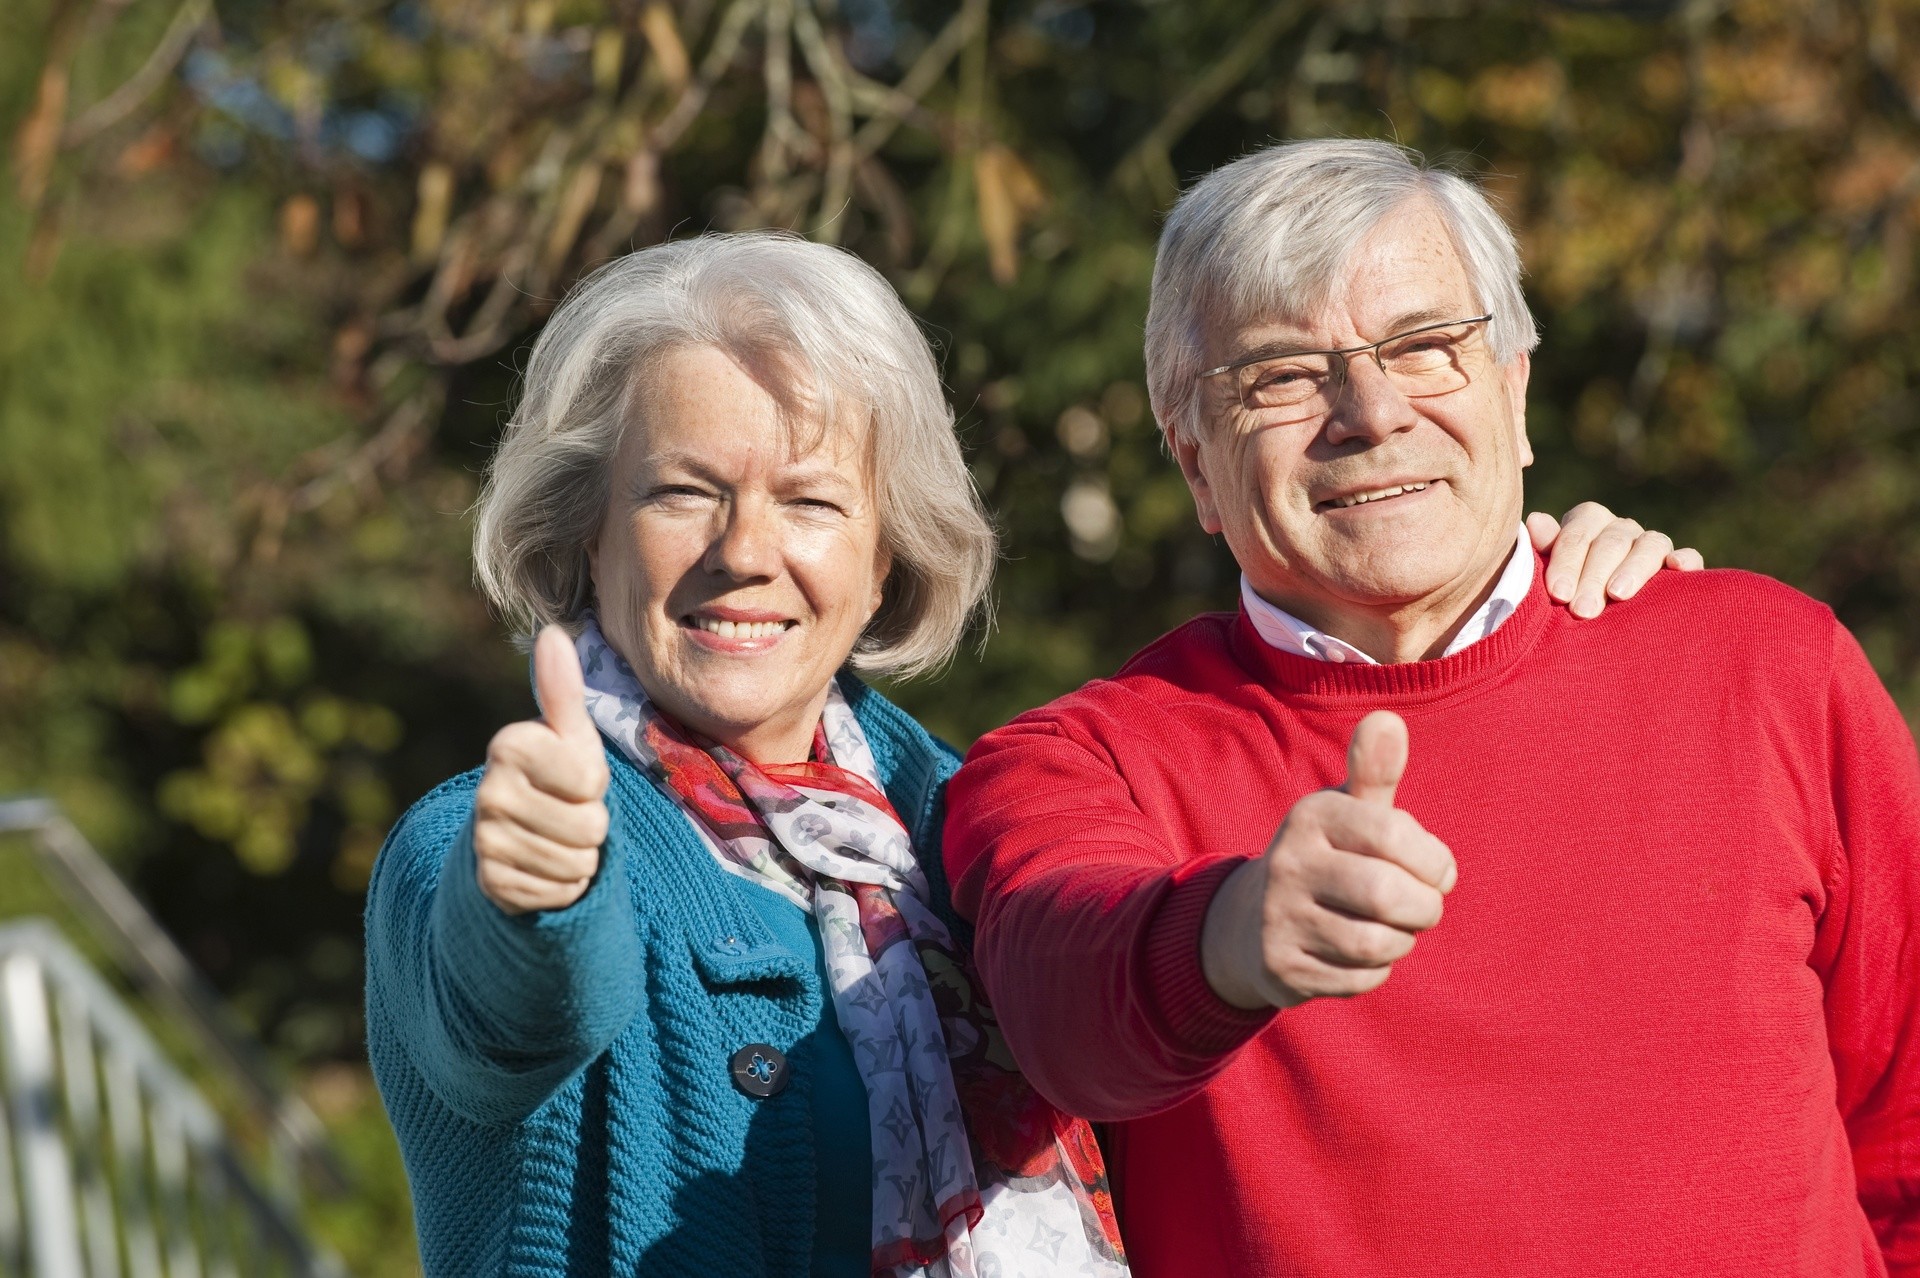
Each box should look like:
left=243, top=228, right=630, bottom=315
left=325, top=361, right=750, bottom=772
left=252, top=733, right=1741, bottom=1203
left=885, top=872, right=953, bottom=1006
left=1235, top=320, right=1484, bottom=419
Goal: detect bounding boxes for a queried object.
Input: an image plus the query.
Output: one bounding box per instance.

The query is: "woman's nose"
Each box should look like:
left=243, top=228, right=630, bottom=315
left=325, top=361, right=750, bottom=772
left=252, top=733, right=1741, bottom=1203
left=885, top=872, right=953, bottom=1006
left=703, top=500, right=781, bottom=581
left=1324, top=354, right=1418, bottom=445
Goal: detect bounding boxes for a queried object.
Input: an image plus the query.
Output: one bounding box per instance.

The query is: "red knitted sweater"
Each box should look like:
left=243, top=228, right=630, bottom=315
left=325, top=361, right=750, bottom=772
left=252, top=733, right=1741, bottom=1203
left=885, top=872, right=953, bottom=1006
left=945, top=562, right=1920, bottom=1277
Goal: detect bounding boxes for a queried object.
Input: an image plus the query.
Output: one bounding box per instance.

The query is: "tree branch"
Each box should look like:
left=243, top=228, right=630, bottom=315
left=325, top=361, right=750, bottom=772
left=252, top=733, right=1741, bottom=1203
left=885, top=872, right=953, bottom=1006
left=1113, top=0, right=1307, bottom=201
left=63, top=0, right=212, bottom=147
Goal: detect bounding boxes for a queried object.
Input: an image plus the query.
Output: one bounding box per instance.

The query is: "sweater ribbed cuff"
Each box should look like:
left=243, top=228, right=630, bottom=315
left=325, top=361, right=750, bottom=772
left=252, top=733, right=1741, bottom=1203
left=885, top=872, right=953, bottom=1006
left=1143, top=857, right=1278, bottom=1056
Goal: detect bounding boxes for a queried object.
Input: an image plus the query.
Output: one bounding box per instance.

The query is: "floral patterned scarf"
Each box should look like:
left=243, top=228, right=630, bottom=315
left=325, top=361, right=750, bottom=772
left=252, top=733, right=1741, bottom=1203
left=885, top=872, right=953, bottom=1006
left=571, top=616, right=1126, bottom=1278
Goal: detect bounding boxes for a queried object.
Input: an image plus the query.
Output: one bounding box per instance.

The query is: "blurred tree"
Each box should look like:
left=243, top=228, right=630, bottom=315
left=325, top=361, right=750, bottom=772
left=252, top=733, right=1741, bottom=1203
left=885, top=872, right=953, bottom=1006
left=5, top=0, right=1920, bottom=1263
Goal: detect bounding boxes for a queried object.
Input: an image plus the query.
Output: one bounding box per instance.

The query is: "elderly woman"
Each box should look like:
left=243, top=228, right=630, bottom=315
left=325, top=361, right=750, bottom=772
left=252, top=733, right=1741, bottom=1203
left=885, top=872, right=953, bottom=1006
left=364, top=231, right=1697, bottom=1278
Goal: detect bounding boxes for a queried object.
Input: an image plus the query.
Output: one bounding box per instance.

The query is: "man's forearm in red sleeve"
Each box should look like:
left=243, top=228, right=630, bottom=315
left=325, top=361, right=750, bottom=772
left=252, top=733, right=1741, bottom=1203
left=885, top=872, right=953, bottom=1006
left=943, top=716, right=1273, bottom=1122
left=1817, top=626, right=1920, bottom=1273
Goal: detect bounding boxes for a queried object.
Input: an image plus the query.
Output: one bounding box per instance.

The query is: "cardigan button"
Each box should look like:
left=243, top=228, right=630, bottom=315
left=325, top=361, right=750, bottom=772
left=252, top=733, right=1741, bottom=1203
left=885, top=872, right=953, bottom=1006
left=730, top=1044, right=789, bottom=1099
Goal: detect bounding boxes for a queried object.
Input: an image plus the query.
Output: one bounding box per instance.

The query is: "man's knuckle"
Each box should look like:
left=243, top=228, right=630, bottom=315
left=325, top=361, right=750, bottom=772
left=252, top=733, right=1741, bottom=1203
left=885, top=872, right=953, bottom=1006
left=1357, top=876, right=1402, bottom=921
left=1345, top=928, right=1396, bottom=967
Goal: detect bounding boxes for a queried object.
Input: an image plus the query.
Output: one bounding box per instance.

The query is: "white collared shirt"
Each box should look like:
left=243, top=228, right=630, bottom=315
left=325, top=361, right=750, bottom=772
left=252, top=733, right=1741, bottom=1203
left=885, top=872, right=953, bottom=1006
left=1240, top=526, right=1534, bottom=664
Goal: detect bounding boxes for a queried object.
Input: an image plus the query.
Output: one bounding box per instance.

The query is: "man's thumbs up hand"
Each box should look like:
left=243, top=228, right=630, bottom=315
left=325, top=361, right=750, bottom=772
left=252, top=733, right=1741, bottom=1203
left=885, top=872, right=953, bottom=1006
left=1200, top=710, right=1457, bottom=1011
left=472, top=625, right=612, bottom=915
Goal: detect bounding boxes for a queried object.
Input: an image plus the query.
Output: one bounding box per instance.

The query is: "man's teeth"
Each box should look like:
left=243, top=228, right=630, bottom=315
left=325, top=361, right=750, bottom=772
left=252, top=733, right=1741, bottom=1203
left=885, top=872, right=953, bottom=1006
left=693, top=618, right=789, bottom=639
left=1333, top=482, right=1429, bottom=509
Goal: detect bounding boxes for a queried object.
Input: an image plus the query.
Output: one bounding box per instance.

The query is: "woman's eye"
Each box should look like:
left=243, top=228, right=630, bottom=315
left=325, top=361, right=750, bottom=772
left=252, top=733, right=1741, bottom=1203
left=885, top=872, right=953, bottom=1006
left=648, top=485, right=712, bottom=505
left=791, top=497, right=845, bottom=514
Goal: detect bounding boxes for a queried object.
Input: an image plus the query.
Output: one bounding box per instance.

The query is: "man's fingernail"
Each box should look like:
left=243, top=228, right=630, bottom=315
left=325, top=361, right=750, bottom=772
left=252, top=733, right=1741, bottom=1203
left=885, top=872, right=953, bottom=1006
left=1441, top=866, right=1458, bottom=892
left=1548, top=577, right=1571, bottom=599
left=1572, top=595, right=1599, bottom=618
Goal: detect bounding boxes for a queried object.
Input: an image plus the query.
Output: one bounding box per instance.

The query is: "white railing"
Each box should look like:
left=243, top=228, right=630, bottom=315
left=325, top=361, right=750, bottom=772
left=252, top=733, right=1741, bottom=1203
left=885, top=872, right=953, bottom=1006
left=0, top=921, right=344, bottom=1277
left=0, top=798, right=347, bottom=1278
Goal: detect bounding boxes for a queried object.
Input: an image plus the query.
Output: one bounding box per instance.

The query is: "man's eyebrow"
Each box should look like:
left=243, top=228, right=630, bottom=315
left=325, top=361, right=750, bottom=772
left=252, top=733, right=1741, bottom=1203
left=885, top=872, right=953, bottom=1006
left=1380, top=306, right=1457, bottom=335
left=1221, top=306, right=1470, bottom=366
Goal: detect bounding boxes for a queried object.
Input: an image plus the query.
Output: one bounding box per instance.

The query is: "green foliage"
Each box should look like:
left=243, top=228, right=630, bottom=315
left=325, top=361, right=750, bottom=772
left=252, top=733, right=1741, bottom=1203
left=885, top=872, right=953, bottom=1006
left=6, top=0, right=1920, bottom=1264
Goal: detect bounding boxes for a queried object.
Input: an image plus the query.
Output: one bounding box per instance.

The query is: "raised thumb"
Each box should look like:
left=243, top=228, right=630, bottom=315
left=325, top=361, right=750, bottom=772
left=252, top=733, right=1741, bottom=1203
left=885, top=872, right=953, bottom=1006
left=1343, top=710, right=1408, bottom=807
left=533, top=625, right=597, bottom=749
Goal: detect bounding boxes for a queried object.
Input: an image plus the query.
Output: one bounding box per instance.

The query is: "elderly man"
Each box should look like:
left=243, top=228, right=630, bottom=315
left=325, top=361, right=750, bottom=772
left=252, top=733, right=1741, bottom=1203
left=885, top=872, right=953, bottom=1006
left=944, top=139, right=1920, bottom=1277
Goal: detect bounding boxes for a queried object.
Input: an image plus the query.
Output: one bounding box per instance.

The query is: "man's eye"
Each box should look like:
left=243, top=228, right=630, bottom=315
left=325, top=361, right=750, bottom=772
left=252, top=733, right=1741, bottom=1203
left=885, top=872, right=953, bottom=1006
left=1383, top=337, right=1457, bottom=370
left=1252, top=365, right=1316, bottom=390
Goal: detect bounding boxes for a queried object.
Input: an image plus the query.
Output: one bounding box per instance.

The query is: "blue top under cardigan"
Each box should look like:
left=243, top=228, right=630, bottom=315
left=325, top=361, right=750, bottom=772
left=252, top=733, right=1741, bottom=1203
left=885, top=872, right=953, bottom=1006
left=364, top=679, right=964, bottom=1278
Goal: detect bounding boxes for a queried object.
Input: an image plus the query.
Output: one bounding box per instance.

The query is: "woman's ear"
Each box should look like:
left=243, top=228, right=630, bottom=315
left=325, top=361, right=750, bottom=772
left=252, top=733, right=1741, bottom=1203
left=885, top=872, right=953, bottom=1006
left=869, top=546, right=893, bottom=620
left=577, top=541, right=601, bottom=615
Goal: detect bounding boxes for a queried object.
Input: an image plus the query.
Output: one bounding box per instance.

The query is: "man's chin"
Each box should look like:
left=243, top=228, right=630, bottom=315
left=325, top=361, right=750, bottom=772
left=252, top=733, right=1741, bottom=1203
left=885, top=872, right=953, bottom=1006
left=1308, top=537, right=1479, bottom=607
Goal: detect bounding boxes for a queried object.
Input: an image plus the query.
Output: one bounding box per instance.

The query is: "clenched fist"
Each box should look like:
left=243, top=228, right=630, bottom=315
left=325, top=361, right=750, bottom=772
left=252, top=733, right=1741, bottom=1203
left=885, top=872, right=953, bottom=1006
left=1200, top=711, right=1456, bottom=1010
left=472, top=625, right=612, bottom=914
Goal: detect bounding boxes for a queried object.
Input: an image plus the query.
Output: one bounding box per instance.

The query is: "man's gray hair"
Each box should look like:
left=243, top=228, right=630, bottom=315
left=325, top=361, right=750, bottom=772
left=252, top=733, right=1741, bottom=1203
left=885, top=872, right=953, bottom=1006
left=1144, top=138, right=1540, bottom=443
left=473, top=231, right=996, bottom=679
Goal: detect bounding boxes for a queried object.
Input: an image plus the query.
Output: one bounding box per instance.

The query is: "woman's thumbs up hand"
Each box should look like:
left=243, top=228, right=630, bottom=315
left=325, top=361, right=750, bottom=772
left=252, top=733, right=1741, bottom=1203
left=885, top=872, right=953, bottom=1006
left=471, top=625, right=613, bottom=915
left=1200, top=711, right=1457, bottom=1011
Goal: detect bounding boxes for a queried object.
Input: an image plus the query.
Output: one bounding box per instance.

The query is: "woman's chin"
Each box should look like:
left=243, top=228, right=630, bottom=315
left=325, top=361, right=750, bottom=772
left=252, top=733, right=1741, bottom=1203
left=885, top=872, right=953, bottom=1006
left=653, top=670, right=823, bottom=748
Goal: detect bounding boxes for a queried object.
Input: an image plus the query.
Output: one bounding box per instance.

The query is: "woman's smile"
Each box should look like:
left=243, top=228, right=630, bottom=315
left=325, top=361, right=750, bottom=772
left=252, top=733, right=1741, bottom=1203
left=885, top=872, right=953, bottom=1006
left=681, top=607, right=800, bottom=653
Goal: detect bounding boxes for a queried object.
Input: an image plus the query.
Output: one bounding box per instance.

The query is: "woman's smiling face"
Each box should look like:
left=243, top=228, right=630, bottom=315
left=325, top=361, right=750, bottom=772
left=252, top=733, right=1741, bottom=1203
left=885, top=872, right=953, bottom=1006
left=588, top=345, right=889, bottom=764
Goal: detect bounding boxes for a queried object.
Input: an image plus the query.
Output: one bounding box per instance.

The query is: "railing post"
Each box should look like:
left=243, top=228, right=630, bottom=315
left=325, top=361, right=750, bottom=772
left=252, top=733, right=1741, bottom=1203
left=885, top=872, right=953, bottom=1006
left=1, top=951, right=86, bottom=1278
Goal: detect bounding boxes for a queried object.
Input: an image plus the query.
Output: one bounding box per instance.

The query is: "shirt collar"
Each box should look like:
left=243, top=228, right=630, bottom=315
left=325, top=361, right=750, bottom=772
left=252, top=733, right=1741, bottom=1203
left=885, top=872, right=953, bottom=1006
left=1240, top=525, right=1534, bottom=665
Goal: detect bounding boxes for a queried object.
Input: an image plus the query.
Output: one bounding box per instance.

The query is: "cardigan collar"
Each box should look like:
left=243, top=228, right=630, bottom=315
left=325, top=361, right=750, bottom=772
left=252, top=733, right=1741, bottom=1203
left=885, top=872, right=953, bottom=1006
left=603, top=675, right=959, bottom=988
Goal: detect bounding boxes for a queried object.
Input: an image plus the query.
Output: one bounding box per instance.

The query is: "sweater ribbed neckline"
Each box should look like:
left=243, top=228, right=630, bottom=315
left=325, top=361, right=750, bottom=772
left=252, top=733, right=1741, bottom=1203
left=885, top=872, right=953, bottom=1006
left=1228, top=550, right=1554, bottom=702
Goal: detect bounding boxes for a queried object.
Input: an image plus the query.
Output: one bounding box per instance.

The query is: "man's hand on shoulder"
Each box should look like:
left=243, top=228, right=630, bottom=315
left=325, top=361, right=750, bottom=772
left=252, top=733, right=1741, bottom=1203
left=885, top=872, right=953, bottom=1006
left=1528, top=502, right=1706, bottom=619
left=1200, top=711, right=1456, bottom=1011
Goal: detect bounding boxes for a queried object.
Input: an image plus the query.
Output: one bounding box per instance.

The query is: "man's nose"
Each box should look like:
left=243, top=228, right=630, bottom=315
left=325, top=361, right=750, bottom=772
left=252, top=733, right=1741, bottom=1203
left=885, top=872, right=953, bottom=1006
left=704, top=499, right=781, bottom=581
left=1324, top=353, right=1419, bottom=445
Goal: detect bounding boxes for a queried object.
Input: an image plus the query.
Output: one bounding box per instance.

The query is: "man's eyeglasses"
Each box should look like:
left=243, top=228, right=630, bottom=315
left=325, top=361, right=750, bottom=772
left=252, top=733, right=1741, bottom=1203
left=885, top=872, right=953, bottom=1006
left=1200, top=314, right=1494, bottom=422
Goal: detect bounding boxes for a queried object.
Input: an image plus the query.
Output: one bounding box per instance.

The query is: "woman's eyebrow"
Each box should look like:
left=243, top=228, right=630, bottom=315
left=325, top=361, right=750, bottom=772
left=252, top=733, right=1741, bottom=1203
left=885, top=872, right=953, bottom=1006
left=637, top=450, right=719, bottom=476
left=780, top=463, right=861, bottom=493
left=629, top=453, right=860, bottom=489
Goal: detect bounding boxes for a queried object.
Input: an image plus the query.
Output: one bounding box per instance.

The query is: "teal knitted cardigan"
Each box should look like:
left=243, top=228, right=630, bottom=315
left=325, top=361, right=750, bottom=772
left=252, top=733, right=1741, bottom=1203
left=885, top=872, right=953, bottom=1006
left=364, top=680, right=963, bottom=1277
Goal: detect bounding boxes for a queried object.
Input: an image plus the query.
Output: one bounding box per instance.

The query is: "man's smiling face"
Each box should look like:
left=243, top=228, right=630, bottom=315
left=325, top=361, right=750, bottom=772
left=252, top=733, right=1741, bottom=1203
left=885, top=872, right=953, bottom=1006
left=1173, top=196, right=1534, bottom=637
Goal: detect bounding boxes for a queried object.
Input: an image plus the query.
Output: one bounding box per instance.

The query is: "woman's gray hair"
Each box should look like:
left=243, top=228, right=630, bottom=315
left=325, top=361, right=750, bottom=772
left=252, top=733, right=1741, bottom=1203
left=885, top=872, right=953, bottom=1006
left=1144, top=138, right=1540, bottom=444
left=473, top=231, right=996, bottom=679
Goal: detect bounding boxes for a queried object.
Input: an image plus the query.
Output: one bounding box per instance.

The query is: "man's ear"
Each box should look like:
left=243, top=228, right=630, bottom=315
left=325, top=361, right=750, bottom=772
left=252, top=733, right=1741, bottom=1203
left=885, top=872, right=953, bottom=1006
left=1503, top=350, right=1533, bottom=469
left=1169, top=426, right=1225, bottom=534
